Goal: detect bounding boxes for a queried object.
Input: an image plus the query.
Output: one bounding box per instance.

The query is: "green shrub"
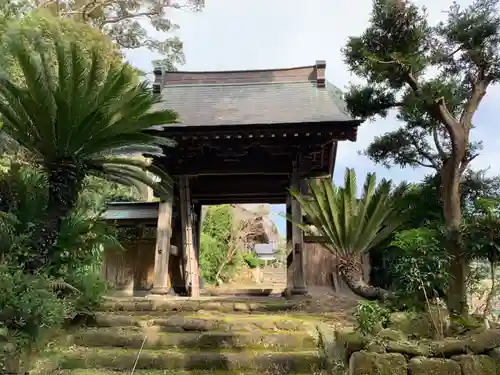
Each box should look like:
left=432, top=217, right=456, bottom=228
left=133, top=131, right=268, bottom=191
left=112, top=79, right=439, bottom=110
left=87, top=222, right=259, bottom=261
left=199, top=205, right=244, bottom=284
left=354, top=300, right=390, bottom=336
left=64, top=270, right=108, bottom=325
left=390, top=226, right=449, bottom=309
left=0, top=266, right=68, bottom=354
left=202, top=205, right=233, bottom=244
left=243, top=251, right=263, bottom=269
left=199, top=232, right=226, bottom=284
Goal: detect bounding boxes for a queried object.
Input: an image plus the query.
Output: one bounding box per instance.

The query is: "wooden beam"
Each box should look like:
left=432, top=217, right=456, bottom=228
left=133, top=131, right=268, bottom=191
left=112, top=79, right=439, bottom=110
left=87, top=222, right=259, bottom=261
left=163, top=159, right=293, bottom=177
left=194, top=196, right=286, bottom=205
left=148, top=120, right=361, bottom=138
left=159, top=145, right=333, bottom=177
left=179, top=176, right=200, bottom=297
left=190, top=177, right=289, bottom=198
left=304, top=235, right=328, bottom=243
left=150, top=190, right=174, bottom=295
left=329, top=141, right=338, bottom=177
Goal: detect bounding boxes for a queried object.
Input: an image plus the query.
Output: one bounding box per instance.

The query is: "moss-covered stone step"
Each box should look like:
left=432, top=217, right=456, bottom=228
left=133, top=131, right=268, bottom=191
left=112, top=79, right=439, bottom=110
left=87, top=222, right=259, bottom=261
left=56, top=370, right=327, bottom=375
left=58, top=347, right=322, bottom=372
left=93, top=313, right=313, bottom=332
left=72, top=327, right=317, bottom=350
left=100, top=298, right=298, bottom=314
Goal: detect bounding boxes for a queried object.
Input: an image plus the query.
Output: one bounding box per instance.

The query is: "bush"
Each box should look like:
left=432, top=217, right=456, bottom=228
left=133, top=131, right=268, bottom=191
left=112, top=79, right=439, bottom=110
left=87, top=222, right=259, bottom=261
left=354, top=300, right=390, bottom=336
left=64, top=270, right=108, bottom=325
left=199, top=205, right=244, bottom=284
left=202, top=205, right=233, bottom=244
left=243, top=251, right=263, bottom=269
left=0, top=266, right=68, bottom=372
left=390, top=226, right=449, bottom=309
left=199, top=232, right=226, bottom=284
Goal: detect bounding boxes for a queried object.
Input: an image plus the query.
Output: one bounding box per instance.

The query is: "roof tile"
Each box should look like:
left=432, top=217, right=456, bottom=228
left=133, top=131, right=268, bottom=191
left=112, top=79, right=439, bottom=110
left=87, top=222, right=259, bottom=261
left=154, top=80, right=353, bottom=126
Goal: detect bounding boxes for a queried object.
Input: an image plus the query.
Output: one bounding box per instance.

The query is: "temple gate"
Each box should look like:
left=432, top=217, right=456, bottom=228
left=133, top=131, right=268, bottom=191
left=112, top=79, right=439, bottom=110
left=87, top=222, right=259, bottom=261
left=103, top=61, right=361, bottom=297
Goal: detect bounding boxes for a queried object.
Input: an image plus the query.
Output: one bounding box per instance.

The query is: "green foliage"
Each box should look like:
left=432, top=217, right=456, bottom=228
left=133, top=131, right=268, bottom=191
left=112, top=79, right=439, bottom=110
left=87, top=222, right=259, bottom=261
left=343, top=0, right=500, bottom=170
left=199, top=205, right=248, bottom=284
left=202, top=205, right=233, bottom=244
left=343, top=1, right=500, bottom=314
left=199, top=205, right=233, bottom=284
left=0, top=1, right=203, bottom=68
left=0, top=24, right=178, bottom=268
left=354, top=300, right=390, bottom=336
left=0, top=164, right=120, bottom=276
left=0, top=11, right=124, bottom=85
left=0, top=266, right=68, bottom=352
left=390, top=227, right=449, bottom=309
left=0, top=163, right=114, bottom=331
left=64, top=270, right=108, bottom=322
left=0, top=24, right=178, bottom=197
left=370, top=171, right=500, bottom=290
left=465, top=197, right=500, bottom=262
left=288, top=168, right=409, bottom=259
left=199, top=232, right=226, bottom=285
left=243, top=251, right=263, bottom=269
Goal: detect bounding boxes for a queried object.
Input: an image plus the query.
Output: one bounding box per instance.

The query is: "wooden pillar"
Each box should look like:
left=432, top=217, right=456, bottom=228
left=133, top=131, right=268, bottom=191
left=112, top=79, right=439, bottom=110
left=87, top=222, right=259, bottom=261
left=193, top=203, right=203, bottom=289
left=290, top=159, right=307, bottom=295
left=179, top=176, right=200, bottom=297
left=286, top=196, right=293, bottom=291
left=150, top=190, right=174, bottom=295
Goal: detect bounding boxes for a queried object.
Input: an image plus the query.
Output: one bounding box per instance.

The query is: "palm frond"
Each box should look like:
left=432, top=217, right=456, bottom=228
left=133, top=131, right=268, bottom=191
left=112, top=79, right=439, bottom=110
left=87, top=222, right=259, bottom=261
left=286, top=169, right=409, bottom=258
left=0, top=25, right=178, bottom=205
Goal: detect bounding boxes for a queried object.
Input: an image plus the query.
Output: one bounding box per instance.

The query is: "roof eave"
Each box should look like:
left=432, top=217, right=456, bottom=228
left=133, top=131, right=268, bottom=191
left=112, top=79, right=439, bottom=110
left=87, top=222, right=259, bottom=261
left=148, top=119, right=363, bottom=136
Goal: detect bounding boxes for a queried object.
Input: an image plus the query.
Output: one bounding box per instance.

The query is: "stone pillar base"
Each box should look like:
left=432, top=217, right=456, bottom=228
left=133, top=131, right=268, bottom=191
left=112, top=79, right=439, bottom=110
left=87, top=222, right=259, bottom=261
left=290, top=286, right=308, bottom=295
left=149, top=287, right=171, bottom=296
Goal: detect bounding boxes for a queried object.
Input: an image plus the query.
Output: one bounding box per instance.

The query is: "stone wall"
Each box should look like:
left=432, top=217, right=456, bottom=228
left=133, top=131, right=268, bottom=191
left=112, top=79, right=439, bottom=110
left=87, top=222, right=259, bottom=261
left=333, top=327, right=500, bottom=375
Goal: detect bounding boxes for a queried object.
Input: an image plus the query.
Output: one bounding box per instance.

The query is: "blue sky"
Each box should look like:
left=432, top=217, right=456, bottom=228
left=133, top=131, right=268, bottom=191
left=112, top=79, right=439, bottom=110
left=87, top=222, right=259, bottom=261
left=125, top=0, right=500, bottom=235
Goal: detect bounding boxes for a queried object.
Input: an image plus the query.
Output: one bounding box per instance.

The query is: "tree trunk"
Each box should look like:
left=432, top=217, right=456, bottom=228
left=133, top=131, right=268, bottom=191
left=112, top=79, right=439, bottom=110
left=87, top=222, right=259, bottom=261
left=441, top=158, right=469, bottom=317
left=339, top=260, right=393, bottom=302
left=25, top=163, right=85, bottom=273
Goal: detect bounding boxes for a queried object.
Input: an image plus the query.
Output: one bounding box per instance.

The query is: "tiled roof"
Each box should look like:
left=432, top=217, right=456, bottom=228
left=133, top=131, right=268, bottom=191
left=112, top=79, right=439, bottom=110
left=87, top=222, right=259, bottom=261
left=155, top=81, right=351, bottom=126
left=151, top=62, right=355, bottom=127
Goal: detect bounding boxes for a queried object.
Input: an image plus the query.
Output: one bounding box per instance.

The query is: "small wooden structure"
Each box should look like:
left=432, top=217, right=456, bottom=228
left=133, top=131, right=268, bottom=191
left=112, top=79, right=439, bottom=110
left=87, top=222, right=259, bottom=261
left=102, top=61, right=362, bottom=297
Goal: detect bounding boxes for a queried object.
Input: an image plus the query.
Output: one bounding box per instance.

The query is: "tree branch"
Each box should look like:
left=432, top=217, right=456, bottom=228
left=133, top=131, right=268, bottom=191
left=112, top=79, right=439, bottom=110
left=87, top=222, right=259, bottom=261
left=459, top=153, right=479, bottom=176
left=100, top=11, right=160, bottom=25
left=409, top=158, right=435, bottom=168
left=432, top=125, right=447, bottom=160
left=459, top=80, right=488, bottom=131
left=410, top=138, right=439, bottom=169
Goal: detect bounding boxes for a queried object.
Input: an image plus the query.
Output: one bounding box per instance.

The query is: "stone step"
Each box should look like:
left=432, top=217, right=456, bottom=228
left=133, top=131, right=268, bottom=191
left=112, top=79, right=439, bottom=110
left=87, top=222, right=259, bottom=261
left=56, top=370, right=327, bottom=375
left=72, top=328, right=317, bottom=350
left=92, top=313, right=315, bottom=332
left=58, top=347, right=323, bottom=372
left=100, top=298, right=297, bottom=314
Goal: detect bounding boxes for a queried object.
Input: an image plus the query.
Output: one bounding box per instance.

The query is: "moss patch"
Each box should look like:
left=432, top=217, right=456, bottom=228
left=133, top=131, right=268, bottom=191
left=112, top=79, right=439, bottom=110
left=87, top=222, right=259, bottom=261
left=408, top=357, right=461, bottom=375
left=55, top=370, right=328, bottom=375
left=57, top=347, right=322, bottom=372
left=94, top=313, right=320, bottom=332
left=349, top=351, right=407, bottom=375
left=100, top=298, right=299, bottom=314
left=452, top=354, right=496, bottom=375
left=72, top=328, right=317, bottom=350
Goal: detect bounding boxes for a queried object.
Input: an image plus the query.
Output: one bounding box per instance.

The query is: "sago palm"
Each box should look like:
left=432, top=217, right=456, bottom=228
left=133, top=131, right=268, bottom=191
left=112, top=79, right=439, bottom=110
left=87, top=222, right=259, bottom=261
left=288, top=168, right=409, bottom=301
left=0, top=32, right=177, bottom=271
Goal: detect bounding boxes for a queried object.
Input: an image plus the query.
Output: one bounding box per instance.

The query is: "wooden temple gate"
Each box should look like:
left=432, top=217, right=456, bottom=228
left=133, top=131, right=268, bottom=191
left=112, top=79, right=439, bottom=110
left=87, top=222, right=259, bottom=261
left=103, top=61, right=361, bottom=297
